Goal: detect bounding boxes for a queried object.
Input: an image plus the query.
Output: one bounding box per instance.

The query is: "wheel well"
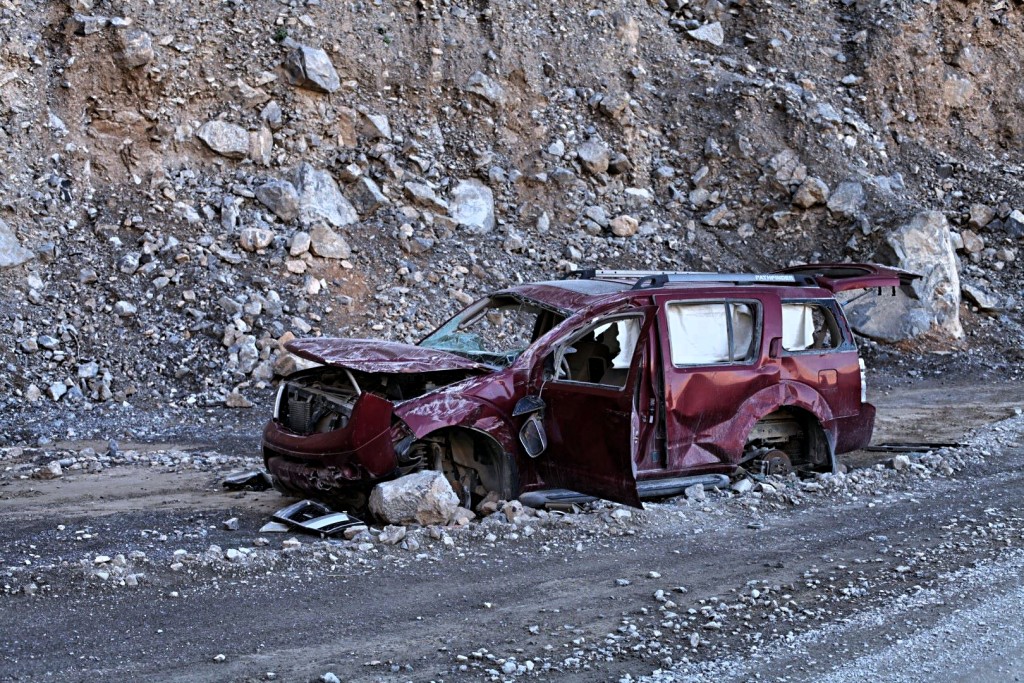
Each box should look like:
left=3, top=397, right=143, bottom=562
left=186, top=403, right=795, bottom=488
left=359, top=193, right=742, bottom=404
left=417, top=428, right=517, bottom=505
left=743, top=407, right=833, bottom=475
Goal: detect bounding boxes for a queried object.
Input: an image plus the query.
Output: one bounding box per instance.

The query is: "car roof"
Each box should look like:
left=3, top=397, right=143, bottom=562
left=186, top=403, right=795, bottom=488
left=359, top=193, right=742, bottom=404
left=498, top=278, right=834, bottom=314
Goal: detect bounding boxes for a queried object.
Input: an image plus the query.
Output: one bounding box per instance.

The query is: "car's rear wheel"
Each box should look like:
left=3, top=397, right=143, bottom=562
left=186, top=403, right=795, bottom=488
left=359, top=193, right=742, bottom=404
left=742, top=408, right=833, bottom=476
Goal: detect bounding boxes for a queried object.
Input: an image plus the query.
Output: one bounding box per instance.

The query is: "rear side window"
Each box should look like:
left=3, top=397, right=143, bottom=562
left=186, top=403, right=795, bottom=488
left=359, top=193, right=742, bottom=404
left=781, top=302, right=843, bottom=351
left=666, top=302, right=758, bottom=365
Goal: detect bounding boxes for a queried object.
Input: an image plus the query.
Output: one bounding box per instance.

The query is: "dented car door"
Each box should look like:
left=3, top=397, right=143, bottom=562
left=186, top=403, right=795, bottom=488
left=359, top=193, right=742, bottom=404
left=533, top=310, right=654, bottom=508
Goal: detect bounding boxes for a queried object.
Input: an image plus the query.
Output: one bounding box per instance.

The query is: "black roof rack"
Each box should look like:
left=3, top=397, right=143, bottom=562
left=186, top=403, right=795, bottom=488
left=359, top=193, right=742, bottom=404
left=566, top=269, right=817, bottom=290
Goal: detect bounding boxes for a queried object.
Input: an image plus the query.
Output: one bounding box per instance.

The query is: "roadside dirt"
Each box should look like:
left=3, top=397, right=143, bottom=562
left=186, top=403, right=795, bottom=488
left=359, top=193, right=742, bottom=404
left=1, top=376, right=1022, bottom=682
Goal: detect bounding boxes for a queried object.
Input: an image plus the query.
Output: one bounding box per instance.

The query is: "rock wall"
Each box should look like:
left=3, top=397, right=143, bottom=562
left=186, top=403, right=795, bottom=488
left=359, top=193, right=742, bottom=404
left=0, top=0, right=1021, bottom=413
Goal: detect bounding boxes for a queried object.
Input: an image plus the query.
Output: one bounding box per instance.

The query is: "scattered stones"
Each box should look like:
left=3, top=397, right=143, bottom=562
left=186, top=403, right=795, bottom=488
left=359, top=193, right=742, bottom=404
left=119, top=29, right=153, bottom=68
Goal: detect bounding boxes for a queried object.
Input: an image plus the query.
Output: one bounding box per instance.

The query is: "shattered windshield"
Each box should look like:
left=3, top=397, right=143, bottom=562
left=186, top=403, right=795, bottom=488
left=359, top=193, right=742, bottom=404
left=419, top=295, right=564, bottom=367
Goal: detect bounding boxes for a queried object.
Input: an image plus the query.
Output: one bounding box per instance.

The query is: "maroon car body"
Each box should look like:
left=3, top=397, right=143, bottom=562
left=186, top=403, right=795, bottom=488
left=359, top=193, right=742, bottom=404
left=262, top=264, right=916, bottom=508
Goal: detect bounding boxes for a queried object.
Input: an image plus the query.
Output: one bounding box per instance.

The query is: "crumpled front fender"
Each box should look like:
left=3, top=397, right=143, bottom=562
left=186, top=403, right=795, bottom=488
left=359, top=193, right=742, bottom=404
left=395, top=394, right=518, bottom=455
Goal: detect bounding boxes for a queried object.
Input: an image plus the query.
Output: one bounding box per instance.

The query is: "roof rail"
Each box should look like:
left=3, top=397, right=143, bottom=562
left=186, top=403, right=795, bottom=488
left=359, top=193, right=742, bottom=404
left=566, top=269, right=816, bottom=290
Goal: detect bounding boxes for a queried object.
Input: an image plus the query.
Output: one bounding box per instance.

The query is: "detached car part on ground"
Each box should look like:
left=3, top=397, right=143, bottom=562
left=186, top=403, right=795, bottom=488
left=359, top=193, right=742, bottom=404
left=262, top=263, right=918, bottom=509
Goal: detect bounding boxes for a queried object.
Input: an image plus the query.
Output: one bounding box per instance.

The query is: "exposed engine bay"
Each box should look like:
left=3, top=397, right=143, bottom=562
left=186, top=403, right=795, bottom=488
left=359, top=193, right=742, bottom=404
left=275, top=367, right=481, bottom=436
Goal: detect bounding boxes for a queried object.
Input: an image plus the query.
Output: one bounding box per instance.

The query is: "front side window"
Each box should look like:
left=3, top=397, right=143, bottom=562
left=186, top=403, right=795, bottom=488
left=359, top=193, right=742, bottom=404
left=781, top=302, right=843, bottom=352
left=666, top=301, right=758, bottom=366
left=555, top=317, right=642, bottom=388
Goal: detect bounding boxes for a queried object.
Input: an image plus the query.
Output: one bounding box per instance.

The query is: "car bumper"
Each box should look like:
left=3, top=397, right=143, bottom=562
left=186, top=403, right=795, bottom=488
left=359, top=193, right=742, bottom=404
left=834, top=402, right=876, bottom=453
left=262, top=392, right=405, bottom=496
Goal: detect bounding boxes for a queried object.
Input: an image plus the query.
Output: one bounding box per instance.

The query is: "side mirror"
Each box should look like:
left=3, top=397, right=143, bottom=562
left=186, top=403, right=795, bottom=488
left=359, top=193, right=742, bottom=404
left=514, top=396, right=548, bottom=458
left=513, top=395, right=546, bottom=417
left=519, top=414, right=548, bottom=458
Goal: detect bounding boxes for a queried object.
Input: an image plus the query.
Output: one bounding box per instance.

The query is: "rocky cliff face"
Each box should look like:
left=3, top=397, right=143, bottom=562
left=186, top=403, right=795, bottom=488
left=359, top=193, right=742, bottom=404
left=0, top=0, right=1021, bottom=415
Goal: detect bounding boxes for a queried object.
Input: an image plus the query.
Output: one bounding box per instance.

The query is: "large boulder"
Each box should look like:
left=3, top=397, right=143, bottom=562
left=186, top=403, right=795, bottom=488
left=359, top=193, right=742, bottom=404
left=284, top=43, right=340, bottom=93
left=292, top=164, right=358, bottom=227
left=255, top=179, right=300, bottom=222
left=844, top=211, right=962, bottom=341
left=826, top=181, right=866, bottom=218
left=0, top=219, right=33, bottom=268
left=369, top=471, right=459, bottom=526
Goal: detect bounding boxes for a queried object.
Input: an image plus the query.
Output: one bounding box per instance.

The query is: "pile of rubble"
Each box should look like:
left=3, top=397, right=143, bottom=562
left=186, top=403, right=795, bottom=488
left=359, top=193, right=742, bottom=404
left=0, top=0, right=1021, bottom=441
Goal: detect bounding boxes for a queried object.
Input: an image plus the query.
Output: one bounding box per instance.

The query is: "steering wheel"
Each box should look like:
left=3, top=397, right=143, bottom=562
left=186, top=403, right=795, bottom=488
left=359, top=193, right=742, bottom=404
left=558, top=355, right=572, bottom=380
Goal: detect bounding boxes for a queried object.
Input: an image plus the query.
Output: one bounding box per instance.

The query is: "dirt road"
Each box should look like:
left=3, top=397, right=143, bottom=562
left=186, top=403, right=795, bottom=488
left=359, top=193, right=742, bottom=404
left=1, top=379, right=1022, bottom=683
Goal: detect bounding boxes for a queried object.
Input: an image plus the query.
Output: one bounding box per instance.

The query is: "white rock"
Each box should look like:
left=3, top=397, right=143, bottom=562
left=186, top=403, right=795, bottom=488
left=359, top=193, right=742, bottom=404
left=309, top=225, right=351, bottom=259
left=465, top=71, right=504, bottom=105
left=0, top=218, right=33, bottom=268
left=239, top=227, right=274, bottom=252
left=449, top=179, right=495, bottom=234
left=845, top=211, right=962, bottom=341
left=197, top=121, right=250, bottom=159
left=285, top=44, right=340, bottom=93
left=255, top=180, right=300, bottom=222
left=687, top=22, right=724, bottom=47
left=610, top=215, right=639, bottom=237
left=378, top=525, right=407, bottom=545
left=293, top=164, right=358, bottom=227
left=369, top=471, right=459, bottom=526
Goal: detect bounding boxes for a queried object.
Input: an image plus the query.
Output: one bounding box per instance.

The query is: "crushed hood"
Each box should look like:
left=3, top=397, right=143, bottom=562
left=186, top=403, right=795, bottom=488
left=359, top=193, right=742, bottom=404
left=285, top=338, right=494, bottom=374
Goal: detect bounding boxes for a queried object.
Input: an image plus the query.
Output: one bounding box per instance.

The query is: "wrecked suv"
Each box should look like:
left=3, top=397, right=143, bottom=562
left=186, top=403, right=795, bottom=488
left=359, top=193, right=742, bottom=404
left=262, top=264, right=917, bottom=508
